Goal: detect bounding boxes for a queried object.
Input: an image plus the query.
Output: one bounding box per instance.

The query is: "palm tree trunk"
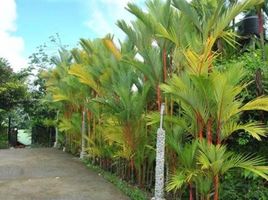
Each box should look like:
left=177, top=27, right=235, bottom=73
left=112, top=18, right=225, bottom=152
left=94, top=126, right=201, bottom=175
left=207, top=118, right=212, bottom=144
left=213, top=175, right=219, bottom=200
left=189, top=183, right=193, bottom=200
left=195, top=184, right=199, bottom=200
left=130, top=158, right=135, bottom=183
left=146, top=160, right=151, bottom=188
left=258, top=8, right=265, bottom=61
left=157, top=84, right=162, bottom=111
left=216, top=121, right=221, bottom=145
left=197, top=114, right=204, bottom=139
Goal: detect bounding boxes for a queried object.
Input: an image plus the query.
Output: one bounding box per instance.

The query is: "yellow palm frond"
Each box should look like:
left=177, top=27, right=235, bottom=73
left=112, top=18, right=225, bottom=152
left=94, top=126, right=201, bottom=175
left=239, top=96, right=268, bottom=112
left=68, top=64, right=99, bottom=93
left=102, top=38, right=122, bottom=60
left=222, top=121, right=267, bottom=141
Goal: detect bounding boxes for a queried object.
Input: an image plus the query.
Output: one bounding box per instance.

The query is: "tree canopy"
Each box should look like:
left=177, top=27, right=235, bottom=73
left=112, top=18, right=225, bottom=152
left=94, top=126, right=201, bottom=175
left=0, top=58, right=27, bottom=112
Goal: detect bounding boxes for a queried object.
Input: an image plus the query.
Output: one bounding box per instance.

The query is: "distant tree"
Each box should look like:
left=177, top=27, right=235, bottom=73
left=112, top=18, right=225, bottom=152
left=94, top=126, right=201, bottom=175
left=0, top=58, right=27, bottom=112
left=25, top=34, right=67, bottom=126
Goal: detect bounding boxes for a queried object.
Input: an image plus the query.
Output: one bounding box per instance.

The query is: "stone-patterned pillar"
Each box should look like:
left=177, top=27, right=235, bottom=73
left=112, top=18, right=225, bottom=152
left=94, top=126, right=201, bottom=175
left=53, top=111, right=59, bottom=148
left=153, top=128, right=166, bottom=200
left=80, top=110, right=86, bottom=159
left=153, top=103, right=166, bottom=200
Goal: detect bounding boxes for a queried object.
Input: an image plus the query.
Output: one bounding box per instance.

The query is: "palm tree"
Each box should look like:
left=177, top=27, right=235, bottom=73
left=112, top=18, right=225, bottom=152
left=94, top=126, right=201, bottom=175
left=42, top=49, right=90, bottom=154
left=166, top=139, right=268, bottom=200
left=144, top=0, right=264, bottom=75
left=120, top=1, right=267, bottom=197
left=68, top=37, right=155, bottom=184
left=198, top=140, right=268, bottom=200
left=95, top=41, right=151, bottom=183
left=119, top=0, right=178, bottom=111
left=161, top=64, right=268, bottom=143
left=161, top=64, right=268, bottom=199
left=166, top=140, right=200, bottom=200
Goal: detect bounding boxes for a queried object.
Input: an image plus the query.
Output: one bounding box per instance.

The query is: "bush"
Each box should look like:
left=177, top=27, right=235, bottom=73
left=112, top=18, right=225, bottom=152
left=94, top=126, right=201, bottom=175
left=220, top=171, right=268, bottom=200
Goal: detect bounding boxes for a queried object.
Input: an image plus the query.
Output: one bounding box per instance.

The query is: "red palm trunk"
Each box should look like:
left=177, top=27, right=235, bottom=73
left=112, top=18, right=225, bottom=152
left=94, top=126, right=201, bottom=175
left=199, top=125, right=203, bottom=140
left=213, top=175, right=219, bottom=200
left=216, top=121, right=221, bottom=145
left=258, top=10, right=264, bottom=34
left=197, top=114, right=204, bottom=140
left=207, top=118, right=212, bottom=144
left=157, top=84, right=162, bottom=111
left=189, top=183, right=193, bottom=200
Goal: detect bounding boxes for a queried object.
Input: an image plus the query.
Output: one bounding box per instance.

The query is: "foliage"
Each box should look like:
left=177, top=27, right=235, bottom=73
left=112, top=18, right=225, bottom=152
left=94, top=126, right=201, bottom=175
left=217, top=49, right=268, bottom=150
left=217, top=49, right=268, bottom=101
left=0, top=58, right=27, bottom=113
left=220, top=171, right=268, bottom=200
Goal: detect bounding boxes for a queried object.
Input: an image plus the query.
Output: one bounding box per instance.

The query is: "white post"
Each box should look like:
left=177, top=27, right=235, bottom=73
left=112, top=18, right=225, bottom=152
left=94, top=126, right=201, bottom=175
left=80, top=110, right=87, bottom=159
left=53, top=111, right=59, bottom=148
left=153, top=103, right=166, bottom=200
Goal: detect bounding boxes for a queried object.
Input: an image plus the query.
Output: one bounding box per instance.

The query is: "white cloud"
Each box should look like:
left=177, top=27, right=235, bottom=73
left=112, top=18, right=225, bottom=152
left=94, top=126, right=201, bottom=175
left=84, top=0, right=144, bottom=40
left=84, top=10, right=115, bottom=38
left=0, top=0, right=27, bottom=72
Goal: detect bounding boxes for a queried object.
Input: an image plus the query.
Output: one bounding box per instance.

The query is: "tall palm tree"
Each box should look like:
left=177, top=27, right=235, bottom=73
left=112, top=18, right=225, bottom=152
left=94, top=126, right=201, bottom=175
left=161, top=64, right=268, bottom=199
left=119, top=0, right=178, bottom=111
left=161, top=65, right=268, bottom=144
left=95, top=39, right=151, bottom=183
left=42, top=49, right=90, bottom=153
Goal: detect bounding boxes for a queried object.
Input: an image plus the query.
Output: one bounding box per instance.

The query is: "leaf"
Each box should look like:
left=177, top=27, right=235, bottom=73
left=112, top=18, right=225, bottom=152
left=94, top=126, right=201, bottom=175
left=239, top=96, right=268, bottom=112
left=102, top=38, right=122, bottom=60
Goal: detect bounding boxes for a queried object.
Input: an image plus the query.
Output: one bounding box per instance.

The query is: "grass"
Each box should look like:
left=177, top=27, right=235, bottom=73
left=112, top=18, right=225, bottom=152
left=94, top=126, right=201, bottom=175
left=83, top=160, right=149, bottom=200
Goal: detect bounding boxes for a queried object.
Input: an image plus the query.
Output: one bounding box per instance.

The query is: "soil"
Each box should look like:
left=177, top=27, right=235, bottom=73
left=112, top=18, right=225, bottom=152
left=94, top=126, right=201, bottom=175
left=0, top=148, right=130, bottom=200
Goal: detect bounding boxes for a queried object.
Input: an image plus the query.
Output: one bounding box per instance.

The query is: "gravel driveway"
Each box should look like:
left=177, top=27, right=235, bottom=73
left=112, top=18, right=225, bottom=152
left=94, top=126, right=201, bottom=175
left=0, top=148, right=129, bottom=200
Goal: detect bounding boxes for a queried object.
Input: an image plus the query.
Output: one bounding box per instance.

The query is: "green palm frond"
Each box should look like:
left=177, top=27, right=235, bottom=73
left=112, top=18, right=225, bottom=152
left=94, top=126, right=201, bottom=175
left=166, top=171, right=187, bottom=192
left=166, top=140, right=201, bottom=192
left=239, top=96, right=268, bottom=112
left=146, top=111, right=188, bottom=128
left=68, top=64, right=99, bottom=93
left=172, top=0, right=202, bottom=31
left=222, top=121, right=267, bottom=141
left=58, top=113, right=82, bottom=134
left=211, top=0, right=263, bottom=41
left=198, top=141, right=268, bottom=179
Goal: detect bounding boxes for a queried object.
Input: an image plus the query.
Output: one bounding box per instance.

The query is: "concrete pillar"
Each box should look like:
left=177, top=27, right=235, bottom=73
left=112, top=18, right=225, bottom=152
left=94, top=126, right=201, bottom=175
left=153, top=103, right=166, bottom=200
left=80, top=110, right=87, bottom=159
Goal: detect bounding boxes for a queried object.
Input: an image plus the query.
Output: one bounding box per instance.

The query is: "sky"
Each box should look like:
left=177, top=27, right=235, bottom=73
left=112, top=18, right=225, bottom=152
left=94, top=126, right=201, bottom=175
left=0, top=0, right=144, bottom=71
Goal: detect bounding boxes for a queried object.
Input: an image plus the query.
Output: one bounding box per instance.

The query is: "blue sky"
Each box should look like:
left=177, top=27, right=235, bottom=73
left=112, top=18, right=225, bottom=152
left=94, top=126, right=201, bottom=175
left=0, top=0, right=144, bottom=71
